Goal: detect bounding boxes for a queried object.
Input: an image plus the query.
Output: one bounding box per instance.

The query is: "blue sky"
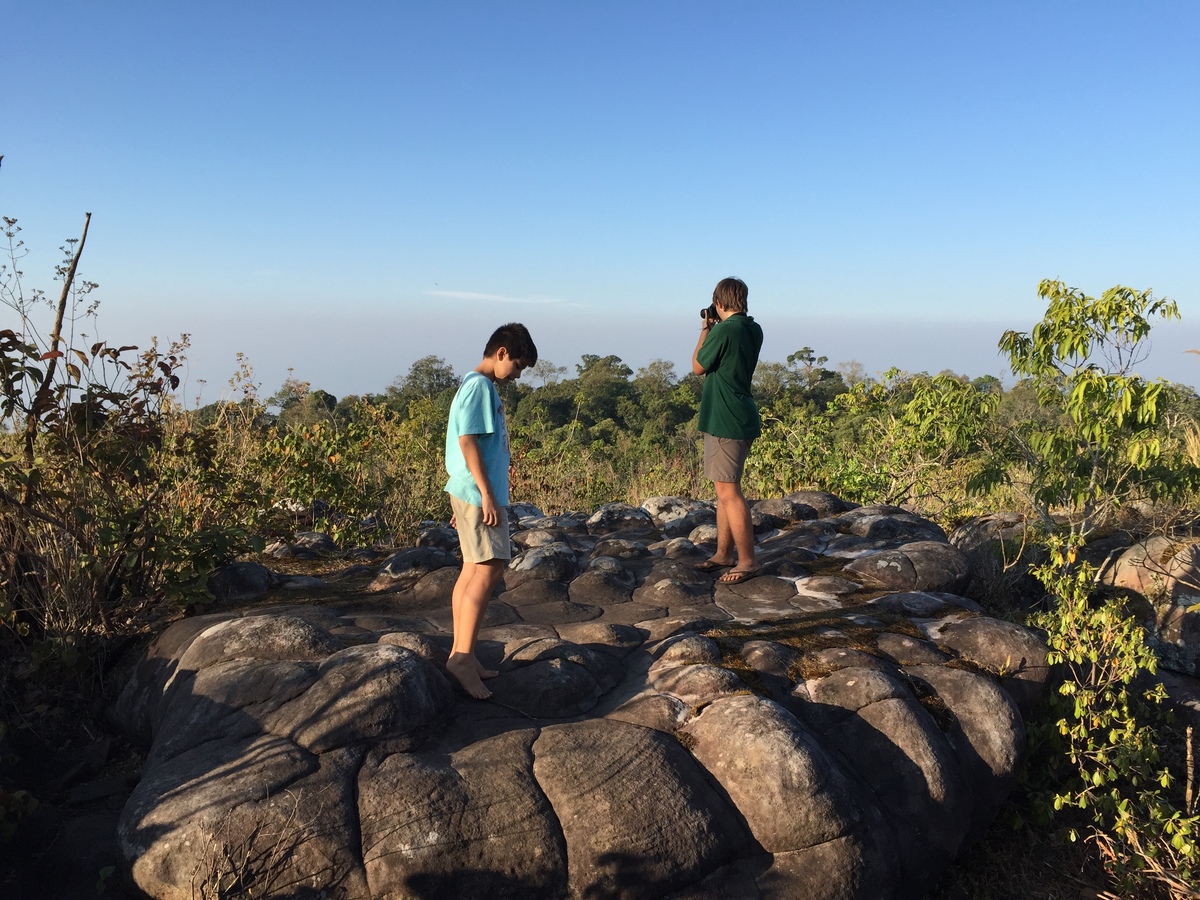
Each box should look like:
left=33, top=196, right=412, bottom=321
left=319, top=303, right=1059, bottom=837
left=4, top=1, right=1198, bottom=402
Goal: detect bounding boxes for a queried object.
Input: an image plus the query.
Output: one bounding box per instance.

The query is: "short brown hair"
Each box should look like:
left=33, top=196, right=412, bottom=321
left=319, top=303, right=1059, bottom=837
left=483, top=322, right=538, bottom=364
left=713, top=277, right=748, bottom=313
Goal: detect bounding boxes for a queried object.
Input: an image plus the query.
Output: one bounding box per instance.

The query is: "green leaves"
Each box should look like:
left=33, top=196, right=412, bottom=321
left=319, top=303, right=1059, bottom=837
left=994, top=280, right=1188, bottom=537
left=1028, top=536, right=1199, bottom=891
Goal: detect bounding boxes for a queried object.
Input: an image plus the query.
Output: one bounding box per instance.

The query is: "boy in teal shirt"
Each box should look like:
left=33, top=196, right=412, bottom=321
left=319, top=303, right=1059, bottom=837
left=444, top=322, right=537, bottom=698
left=691, top=277, right=763, bottom=583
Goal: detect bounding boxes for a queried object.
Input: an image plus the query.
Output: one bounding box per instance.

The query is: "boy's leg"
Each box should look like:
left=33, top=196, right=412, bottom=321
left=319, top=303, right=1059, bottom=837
left=713, top=492, right=736, bottom=565
left=447, top=495, right=511, bottom=699
left=715, top=479, right=758, bottom=577
left=451, top=561, right=502, bottom=676
left=448, top=559, right=504, bottom=699
left=700, top=435, right=736, bottom=567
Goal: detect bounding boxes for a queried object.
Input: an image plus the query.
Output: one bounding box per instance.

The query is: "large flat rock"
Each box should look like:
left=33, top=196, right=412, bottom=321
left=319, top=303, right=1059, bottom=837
left=112, top=494, right=1050, bottom=899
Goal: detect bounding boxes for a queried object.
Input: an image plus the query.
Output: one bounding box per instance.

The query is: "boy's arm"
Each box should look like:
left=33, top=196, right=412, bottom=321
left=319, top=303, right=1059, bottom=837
left=692, top=322, right=712, bottom=375
left=458, top=433, right=501, bottom=525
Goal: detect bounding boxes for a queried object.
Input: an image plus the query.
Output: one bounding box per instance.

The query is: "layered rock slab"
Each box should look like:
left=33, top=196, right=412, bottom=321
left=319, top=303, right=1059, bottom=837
left=114, top=495, right=1051, bottom=900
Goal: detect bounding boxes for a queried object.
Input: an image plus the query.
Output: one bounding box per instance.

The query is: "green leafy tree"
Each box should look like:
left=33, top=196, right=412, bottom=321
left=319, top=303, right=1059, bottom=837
left=572, top=354, right=635, bottom=433
left=748, top=368, right=994, bottom=515
left=268, top=372, right=339, bottom=430
left=629, top=359, right=696, bottom=448
left=385, top=355, right=459, bottom=417
left=989, top=280, right=1188, bottom=537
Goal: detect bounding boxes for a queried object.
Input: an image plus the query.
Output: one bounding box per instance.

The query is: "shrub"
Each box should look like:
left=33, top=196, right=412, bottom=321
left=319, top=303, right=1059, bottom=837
left=1027, top=535, right=1200, bottom=896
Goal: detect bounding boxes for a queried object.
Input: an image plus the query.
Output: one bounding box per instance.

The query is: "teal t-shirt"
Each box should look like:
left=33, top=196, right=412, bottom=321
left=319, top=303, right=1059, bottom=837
left=444, top=372, right=510, bottom=506
left=696, top=313, right=763, bottom=440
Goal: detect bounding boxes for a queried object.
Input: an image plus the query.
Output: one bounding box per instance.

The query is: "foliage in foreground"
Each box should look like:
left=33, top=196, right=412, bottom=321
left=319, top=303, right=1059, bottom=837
left=1023, top=536, right=1200, bottom=897
left=0, top=216, right=264, bottom=640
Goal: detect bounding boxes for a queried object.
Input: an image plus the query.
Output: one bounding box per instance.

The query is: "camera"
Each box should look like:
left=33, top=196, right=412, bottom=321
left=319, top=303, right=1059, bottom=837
left=700, top=303, right=719, bottom=325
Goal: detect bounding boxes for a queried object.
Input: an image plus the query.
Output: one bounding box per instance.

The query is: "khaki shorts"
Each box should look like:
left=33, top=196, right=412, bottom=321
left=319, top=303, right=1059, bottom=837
left=450, top=495, right=512, bottom=563
left=704, top=434, right=752, bottom=483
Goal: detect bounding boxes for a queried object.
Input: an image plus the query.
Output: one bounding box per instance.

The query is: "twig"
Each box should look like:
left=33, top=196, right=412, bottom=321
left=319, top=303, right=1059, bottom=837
left=1188, top=724, right=1197, bottom=817
left=0, top=486, right=78, bottom=536
left=22, top=212, right=91, bottom=495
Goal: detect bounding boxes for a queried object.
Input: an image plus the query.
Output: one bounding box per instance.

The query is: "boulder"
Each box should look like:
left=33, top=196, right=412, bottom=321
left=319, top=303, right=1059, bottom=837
left=569, top=561, right=636, bottom=605
left=641, top=497, right=716, bottom=538
left=511, top=526, right=570, bottom=549
left=1150, top=605, right=1200, bottom=677
left=489, top=658, right=602, bottom=717
left=506, top=542, right=579, bottom=589
left=207, top=562, right=272, bottom=603
left=927, top=616, right=1051, bottom=716
left=368, top=547, right=458, bottom=592
left=1100, top=537, right=1200, bottom=602
left=266, top=644, right=451, bottom=753
left=906, top=664, right=1025, bottom=843
left=175, top=614, right=343, bottom=671
left=533, top=719, right=749, bottom=898
left=293, top=531, right=337, bottom=553
left=680, top=695, right=868, bottom=855
left=587, top=502, right=656, bottom=534
left=508, top=502, right=545, bottom=522
left=754, top=497, right=819, bottom=525
left=118, top=735, right=322, bottom=900
left=839, top=508, right=948, bottom=544
left=359, top=729, right=564, bottom=898
left=785, top=490, right=854, bottom=517
left=592, top=538, right=651, bottom=560
left=416, top=525, right=459, bottom=551
left=149, top=658, right=317, bottom=765
left=651, top=663, right=747, bottom=705
left=842, top=542, right=970, bottom=593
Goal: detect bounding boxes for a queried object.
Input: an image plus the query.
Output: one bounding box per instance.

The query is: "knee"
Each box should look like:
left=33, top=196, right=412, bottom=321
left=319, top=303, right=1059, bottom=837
left=480, top=560, right=506, bottom=588
left=714, top=480, right=745, bottom=502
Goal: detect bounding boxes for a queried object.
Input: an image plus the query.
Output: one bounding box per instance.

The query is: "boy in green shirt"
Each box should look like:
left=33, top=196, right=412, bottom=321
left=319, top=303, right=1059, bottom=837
left=691, top=277, right=763, bottom=584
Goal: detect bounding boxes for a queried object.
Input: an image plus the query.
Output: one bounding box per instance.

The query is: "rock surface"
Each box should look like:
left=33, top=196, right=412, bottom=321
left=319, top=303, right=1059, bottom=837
left=1100, top=537, right=1200, bottom=676
left=113, top=495, right=1050, bottom=899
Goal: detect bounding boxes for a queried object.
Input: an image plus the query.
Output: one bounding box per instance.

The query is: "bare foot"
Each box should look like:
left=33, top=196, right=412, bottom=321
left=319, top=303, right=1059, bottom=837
left=447, top=653, right=492, bottom=699
left=475, top=657, right=499, bottom=680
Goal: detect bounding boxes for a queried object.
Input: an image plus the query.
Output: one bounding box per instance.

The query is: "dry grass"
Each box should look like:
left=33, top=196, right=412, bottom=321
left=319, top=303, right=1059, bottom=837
left=930, top=817, right=1122, bottom=899
left=1185, top=422, right=1200, bottom=468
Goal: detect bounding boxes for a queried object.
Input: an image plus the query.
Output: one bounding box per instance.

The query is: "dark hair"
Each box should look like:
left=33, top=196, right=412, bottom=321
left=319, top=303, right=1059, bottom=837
left=483, top=322, right=538, bottom=364
left=713, top=277, right=748, bottom=313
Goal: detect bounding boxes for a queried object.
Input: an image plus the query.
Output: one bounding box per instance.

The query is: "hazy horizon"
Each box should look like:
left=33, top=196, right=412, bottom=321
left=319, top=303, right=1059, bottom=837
left=5, top=2, right=1197, bottom=403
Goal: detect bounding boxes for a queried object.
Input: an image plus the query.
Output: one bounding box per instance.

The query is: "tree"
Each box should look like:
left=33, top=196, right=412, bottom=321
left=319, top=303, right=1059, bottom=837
left=1, top=214, right=260, bottom=627
left=837, top=359, right=868, bottom=388
left=752, top=361, right=801, bottom=408
left=971, top=374, right=1003, bottom=395
left=989, top=280, right=1188, bottom=537
left=385, top=355, right=459, bottom=416
left=572, top=355, right=635, bottom=430
left=753, top=348, right=847, bottom=412
left=631, top=360, right=697, bottom=448
left=787, top=347, right=828, bottom=390
left=528, top=358, right=567, bottom=387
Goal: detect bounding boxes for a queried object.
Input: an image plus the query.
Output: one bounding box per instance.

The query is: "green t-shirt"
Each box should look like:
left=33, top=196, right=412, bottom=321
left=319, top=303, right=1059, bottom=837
left=696, top=313, right=763, bottom=440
